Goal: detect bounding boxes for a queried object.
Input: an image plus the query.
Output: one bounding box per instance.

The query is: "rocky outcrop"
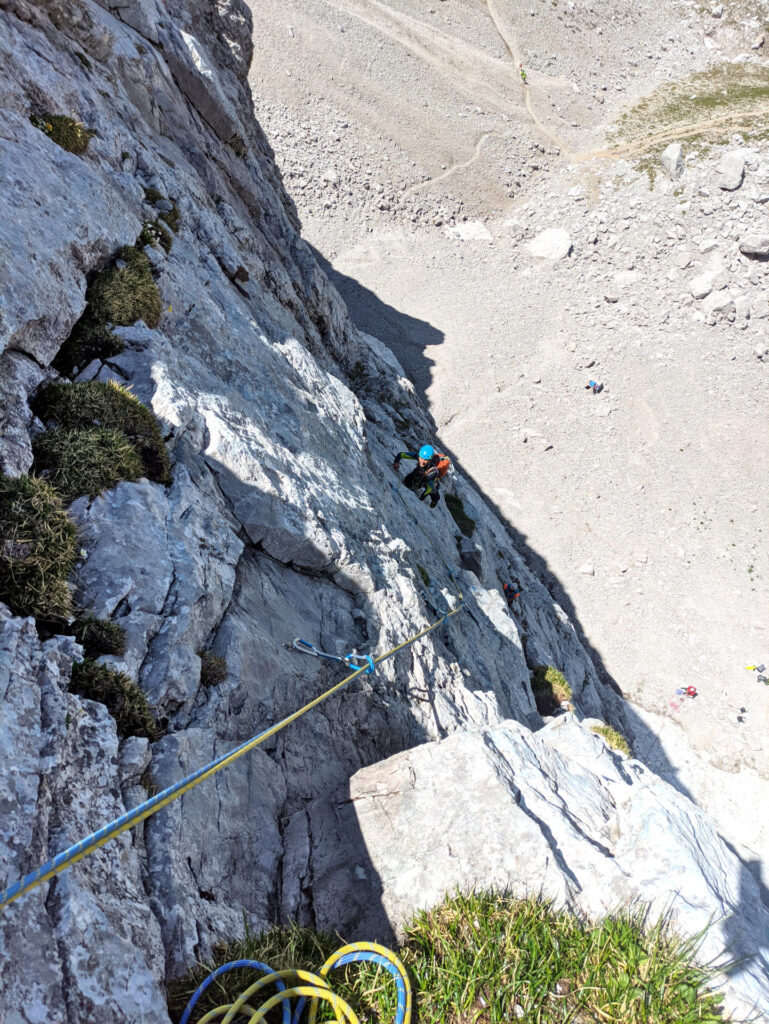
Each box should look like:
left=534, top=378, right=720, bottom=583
left=0, top=1, right=767, bottom=1021
left=303, top=715, right=769, bottom=1020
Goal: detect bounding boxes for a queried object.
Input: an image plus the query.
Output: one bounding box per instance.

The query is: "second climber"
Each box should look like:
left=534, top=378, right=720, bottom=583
left=392, top=444, right=451, bottom=509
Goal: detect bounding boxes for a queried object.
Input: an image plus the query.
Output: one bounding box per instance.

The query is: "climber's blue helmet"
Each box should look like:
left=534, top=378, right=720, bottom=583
left=418, top=444, right=435, bottom=460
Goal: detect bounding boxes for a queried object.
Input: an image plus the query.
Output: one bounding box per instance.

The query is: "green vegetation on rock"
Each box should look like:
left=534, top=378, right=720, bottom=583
left=445, top=493, right=476, bottom=538
left=33, top=380, right=171, bottom=485
left=531, top=664, right=573, bottom=715
left=30, top=113, right=94, bottom=154
left=137, top=219, right=172, bottom=253
left=53, top=246, right=162, bottom=375
left=32, top=427, right=144, bottom=503
left=592, top=723, right=633, bottom=758
left=168, top=893, right=726, bottom=1024
left=70, top=660, right=160, bottom=740
left=159, top=203, right=181, bottom=233
left=199, top=649, right=228, bottom=687
left=72, top=614, right=126, bottom=659
left=0, top=474, right=77, bottom=620
left=417, top=563, right=431, bottom=587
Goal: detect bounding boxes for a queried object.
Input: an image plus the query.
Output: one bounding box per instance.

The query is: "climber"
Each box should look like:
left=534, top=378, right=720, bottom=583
left=503, top=581, right=521, bottom=607
left=392, top=444, right=451, bottom=509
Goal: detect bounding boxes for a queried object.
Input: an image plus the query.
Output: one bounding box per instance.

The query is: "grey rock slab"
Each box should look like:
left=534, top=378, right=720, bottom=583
left=689, top=267, right=728, bottom=298
left=739, top=233, right=769, bottom=258
left=0, top=111, right=140, bottom=366
left=0, top=349, right=43, bottom=475
left=661, top=142, right=683, bottom=180
left=528, top=228, right=572, bottom=259
left=717, top=151, right=746, bottom=191
left=72, top=469, right=243, bottom=721
left=0, top=606, right=170, bottom=1023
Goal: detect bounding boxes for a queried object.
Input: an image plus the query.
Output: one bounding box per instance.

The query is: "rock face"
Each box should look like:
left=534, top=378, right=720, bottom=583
left=303, top=716, right=769, bottom=1021
left=0, top=2, right=767, bottom=1022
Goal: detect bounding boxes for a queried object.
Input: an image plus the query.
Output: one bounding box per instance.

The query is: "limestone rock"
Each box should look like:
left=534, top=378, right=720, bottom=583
left=660, top=142, right=683, bottom=180
left=529, top=228, right=572, bottom=259
left=717, top=151, right=746, bottom=190
left=689, top=267, right=728, bottom=299
left=0, top=606, right=170, bottom=1022
left=739, top=233, right=769, bottom=258
left=302, top=716, right=769, bottom=1022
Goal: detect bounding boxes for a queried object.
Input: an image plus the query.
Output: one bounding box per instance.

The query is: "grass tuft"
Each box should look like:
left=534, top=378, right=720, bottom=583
left=30, top=113, right=94, bottom=154
left=159, top=204, right=181, bottom=233
left=444, top=493, right=476, bottom=538
left=70, top=660, right=160, bottom=740
left=417, top=564, right=431, bottom=587
left=592, top=723, right=633, bottom=758
left=53, top=246, right=162, bottom=375
left=199, top=649, right=228, bottom=687
left=143, top=186, right=164, bottom=204
left=32, top=380, right=171, bottom=485
left=531, top=664, right=573, bottom=715
left=0, top=474, right=77, bottom=620
left=72, top=614, right=126, bottom=659
left=32, top=427, right=144, bottom=503
left=167, top=894, right=726, bottom=1024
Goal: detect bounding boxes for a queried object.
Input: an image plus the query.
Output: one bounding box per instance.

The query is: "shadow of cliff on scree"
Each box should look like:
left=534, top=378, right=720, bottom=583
left=311, top=245, right=769, bottom=925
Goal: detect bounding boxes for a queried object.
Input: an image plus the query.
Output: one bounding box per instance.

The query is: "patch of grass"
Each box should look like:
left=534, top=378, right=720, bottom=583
left=137, top=219, right=172, bottom=253
left=417, top=564, right=431, bottom=587
left=199, top=649, right=227, bottom=687
left=592, top=723, right=632, bottom=758
left=32, top=427, right=144, bottom=503
left=74, top=51, right=92, bottom=71
left=72, top=614, right=126, bottom=658
left=121, top=150, right=130, bottom=162
left=0, top=474, right=77, bottom=620
left=159, top=204, right=181, bottom=233
left=143, top=186, right=164, bottom=204
left=53, top=245, right=162, bottom=375
left=531, top=664, right=573, bottom=715
left=618, top=62, right=769, bottom=155
left=168, top=894, right=726, bottom=1024
left=70, top=660, right=160, bottom=740
left=30, top=113, right=94, bottom=154
left=32, top=380, right=171, bottom=485
left=444, top=493, right=476, bottom=538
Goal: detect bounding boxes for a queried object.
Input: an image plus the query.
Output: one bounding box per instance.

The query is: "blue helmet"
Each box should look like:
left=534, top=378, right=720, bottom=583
left=418, top=444, right=435, bottom=460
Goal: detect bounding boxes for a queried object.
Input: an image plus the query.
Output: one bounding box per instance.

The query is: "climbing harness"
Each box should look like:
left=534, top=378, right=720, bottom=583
left=286, top=638, right=375, bottom=675
left=180, top=942, right=411, bottom=1024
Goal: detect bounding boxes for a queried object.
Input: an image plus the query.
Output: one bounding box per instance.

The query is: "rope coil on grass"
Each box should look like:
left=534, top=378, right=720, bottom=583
left=180, top=942, right=411, bottom=1024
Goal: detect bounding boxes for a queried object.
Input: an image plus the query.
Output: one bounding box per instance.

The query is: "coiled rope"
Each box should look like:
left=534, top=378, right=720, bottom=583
left=0, top=487, right=464, bottom=911
left=180, top=942, right=411, bottom=1024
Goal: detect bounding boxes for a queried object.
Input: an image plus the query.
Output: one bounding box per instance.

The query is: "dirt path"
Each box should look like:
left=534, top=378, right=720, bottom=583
left=485, top=0, right=574, bottom=155
left=403, top=132, right=493, bottom=197
left=577, top=104, right=769, bottom=162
